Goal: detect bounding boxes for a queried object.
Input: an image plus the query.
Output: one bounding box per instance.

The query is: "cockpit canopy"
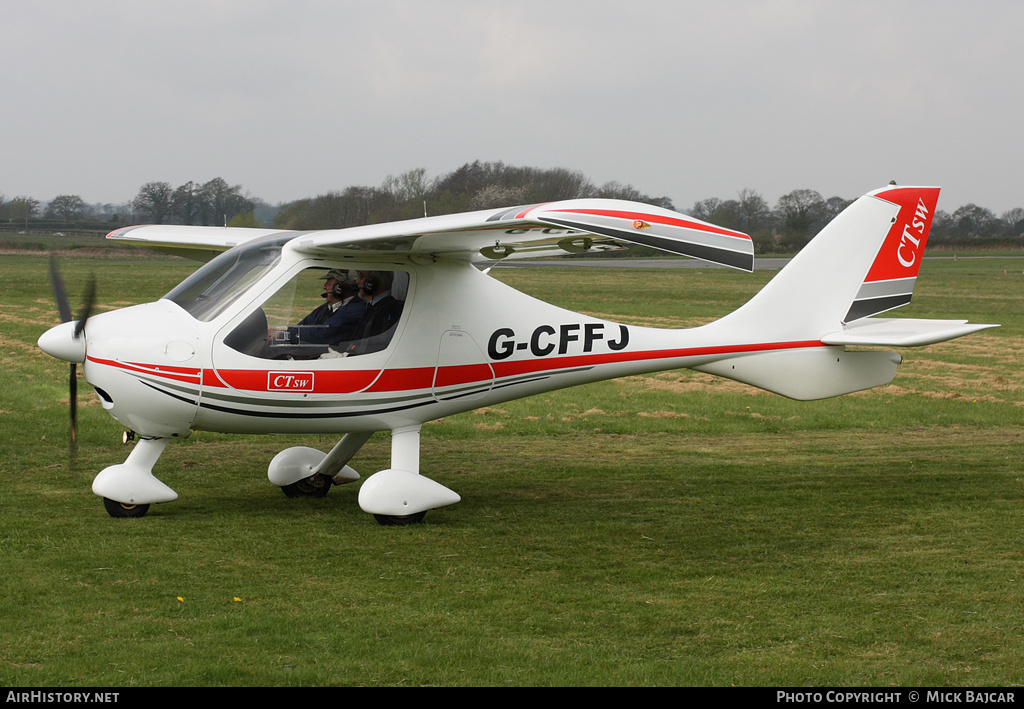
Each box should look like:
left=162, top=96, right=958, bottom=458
left=164, top=232, right=297, bottom=322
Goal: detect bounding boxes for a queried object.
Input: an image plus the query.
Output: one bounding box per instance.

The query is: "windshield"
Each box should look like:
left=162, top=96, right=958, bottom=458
left=164, top=233, right=297, bottom=322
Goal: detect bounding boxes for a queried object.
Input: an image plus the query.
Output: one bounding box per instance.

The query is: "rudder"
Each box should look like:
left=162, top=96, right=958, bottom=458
left=844, top=186, right=940, bottom=322
left=706, top=185, right=941, bottom=344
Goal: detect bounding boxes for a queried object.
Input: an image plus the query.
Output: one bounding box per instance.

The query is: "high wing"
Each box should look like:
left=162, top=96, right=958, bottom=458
left=107, top=199, right=754, bottom=271
left=291, top=199, right=753, bottom=270
left=107, top=224, right=290, bottom=261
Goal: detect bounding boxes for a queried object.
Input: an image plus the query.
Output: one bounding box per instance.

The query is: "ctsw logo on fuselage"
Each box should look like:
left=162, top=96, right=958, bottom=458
left=487, top=323, right=629, bottom=360
left=268, top=371, right=315, bottom=391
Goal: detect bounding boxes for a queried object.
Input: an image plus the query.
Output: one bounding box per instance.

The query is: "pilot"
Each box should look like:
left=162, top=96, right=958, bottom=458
left=297, top=269, right=346, bottom=326
left=290, top=269, right=367, bottom=345
left=334, top=270, right=404, bottom=356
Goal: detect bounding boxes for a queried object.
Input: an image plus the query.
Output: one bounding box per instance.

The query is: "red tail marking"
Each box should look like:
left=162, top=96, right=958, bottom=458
left=864, top=187, right=940, bottom=283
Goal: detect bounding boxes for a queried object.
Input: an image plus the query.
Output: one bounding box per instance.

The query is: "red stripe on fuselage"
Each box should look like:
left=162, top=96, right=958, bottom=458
left=489, top=340, right=822, bottom=379
left=88, top=340, right=825, bottom=395
left=212, top=368, right=380, bottom=393
left=87, top=357, right=201, bottom=383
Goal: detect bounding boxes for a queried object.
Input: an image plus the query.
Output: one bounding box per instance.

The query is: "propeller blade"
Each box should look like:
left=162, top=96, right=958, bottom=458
left=70, top=362, right=78, bottom=459
left=48, top=254, right=73, bottom=324
left=47, top=255, right=92, bottom=468
left=73, top=276, right=96, bottom=339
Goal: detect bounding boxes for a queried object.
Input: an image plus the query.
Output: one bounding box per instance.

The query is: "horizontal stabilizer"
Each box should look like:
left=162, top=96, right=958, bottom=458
left=822, top=318, right=998, bottom=347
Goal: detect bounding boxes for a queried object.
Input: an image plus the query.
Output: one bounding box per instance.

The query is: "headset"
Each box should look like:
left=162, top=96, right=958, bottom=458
left=322, top=271, right=356, bottom=300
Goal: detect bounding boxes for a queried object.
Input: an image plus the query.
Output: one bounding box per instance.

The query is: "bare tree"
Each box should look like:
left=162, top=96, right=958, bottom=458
left=596, top=181, right=643, bottom=201
left=133, top=182, right=174, bottom=224
left=736, top=189, right=773, bottom=233
left=1001, top=207, right=1024, bottom=237
left=45, top=194, right=86, bottom=222
left=951, top=204, right=997, bottom=240
left=197, top=178, right=254, bottom=226
left=690, top=197, right=723, bottom=222
left=5, top=196, right=40, bottom=226
left=775, top=189, right=826, bottom=250
left=382, top=168, right=430, bottom=203
left=172, top=181, right=201, bottom=225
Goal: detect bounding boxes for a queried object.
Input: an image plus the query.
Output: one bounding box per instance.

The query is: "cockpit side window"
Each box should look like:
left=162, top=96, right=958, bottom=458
left=224, top=266, right=409, bottom=360
left=165, top=233, right=294, bottom=322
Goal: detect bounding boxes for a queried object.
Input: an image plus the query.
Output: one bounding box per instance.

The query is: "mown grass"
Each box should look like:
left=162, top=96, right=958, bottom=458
left=0, top=250, right=1021, bottom=686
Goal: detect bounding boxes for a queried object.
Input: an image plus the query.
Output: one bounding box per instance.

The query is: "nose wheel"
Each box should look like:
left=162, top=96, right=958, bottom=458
left=103, top=497, right=151, bottom=518
left=280, top=473, right=333, bottom=498
left=373, top=512, right=427, bottom=526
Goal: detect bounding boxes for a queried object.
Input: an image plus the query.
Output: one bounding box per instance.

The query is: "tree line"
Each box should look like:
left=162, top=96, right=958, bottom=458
left=128, top=177, right=258, bottom=227
left=272, top=163, right=675, bottom=232
left=690, top=187, right=1024, bottom=252
left=0, top=178, right=264, bottom=231
left=3, top=162, right=1022, bottom=252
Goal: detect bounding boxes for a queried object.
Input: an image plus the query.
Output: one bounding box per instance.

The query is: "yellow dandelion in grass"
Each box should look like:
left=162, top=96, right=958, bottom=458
left=233, top=597, right=242, bottom=603
left=177, top=597, right=184, bottom=603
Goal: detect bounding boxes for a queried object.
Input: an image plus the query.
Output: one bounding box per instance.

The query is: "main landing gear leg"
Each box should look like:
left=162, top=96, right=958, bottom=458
left=268, top=431, right=373, bottom=498
left=358, top=425, right=460, bottom=526
left=92, top=437, right=177, bottom=518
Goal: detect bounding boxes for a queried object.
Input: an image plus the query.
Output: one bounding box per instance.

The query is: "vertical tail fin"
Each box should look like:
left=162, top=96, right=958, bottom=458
left=710, top=185, right=941, bottom=342
left=691, top=186, right=998, bottom=400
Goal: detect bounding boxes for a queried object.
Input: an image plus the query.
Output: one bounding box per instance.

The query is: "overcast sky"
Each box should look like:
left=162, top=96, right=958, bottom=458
left=3, top=0, right=1021, bottom=215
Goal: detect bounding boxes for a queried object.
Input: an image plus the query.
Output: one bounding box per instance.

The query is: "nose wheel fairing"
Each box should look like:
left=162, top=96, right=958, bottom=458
left=92, top=437, right=178, bottom=509
left=77, top=304, right=206, bottom=516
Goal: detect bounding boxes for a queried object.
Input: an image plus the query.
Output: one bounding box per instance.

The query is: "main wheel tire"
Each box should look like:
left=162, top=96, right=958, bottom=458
left=281, top=473, right=332, bottom=498
left=103, top=497, right=151, bottom=518
left=373, top=511, right=427, bottom=526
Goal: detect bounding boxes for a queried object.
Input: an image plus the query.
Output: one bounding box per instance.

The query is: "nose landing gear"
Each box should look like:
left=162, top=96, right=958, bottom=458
left=93, top=437, right=177, bottom=518
left=102, top=498, right=151, bottom=518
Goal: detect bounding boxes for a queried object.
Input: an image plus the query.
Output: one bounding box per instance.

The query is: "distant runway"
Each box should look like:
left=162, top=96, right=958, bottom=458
left=488, top=257, right=792, bottom=271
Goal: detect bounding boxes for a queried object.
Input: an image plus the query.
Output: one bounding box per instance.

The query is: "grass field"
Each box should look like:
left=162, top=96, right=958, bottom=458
left=1, top=248, right=1022, bottom=686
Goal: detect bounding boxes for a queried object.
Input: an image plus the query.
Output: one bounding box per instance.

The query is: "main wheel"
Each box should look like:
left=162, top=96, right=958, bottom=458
left=103, top=497, right=151, bottom=518
left=373, top=511, right=427, bottom=526
left=281, top=473, right=333, bottom=498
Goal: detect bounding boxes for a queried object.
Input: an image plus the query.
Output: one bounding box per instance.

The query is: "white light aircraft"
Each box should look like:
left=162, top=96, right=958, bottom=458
left=38, top=184, right=996, bottom=523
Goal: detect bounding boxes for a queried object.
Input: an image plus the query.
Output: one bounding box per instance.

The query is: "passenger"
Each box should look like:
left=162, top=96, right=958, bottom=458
left=335, top=270, right=404, bottom=356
